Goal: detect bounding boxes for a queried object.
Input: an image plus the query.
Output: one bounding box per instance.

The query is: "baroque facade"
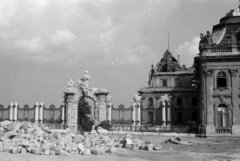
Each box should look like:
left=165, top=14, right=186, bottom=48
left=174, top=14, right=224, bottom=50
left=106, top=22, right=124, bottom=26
left=139, top=5, right=240, bottom=136
left=138, top=50, right=199, bottom=128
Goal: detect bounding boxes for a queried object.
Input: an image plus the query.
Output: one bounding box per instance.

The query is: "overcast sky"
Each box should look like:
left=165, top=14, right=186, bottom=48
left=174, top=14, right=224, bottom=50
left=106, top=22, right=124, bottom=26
left=0, top=0, right=238, bottom=108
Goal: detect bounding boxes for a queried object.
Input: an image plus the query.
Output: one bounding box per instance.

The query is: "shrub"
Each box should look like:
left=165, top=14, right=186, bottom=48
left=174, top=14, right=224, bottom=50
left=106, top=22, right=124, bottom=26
left=78, top=98, right=93, bottom=131
left=96, top=120, right=112, bottom=131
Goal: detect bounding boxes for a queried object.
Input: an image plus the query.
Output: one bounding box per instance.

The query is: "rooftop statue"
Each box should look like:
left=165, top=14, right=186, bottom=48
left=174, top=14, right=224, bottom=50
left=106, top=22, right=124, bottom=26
left=204, top=31, right=213, bottom=46
left=199, top=33, right=205, bottom=53
left=148, top=65, right=155, bottom=86
left=233, top=0, right=240, bottom=16
left=133, top=94, right=142, bottom=102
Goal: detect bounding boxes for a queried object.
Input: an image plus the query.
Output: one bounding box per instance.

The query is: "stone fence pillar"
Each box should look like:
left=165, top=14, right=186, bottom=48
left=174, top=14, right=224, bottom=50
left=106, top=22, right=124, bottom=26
left=39, top=102, right=43, bottom=123
left=107, top=95, right=112, bottom=124
left=137, top=101, right=141, bottom=126
left=133, top=94, right=142, bottom=126
left=9, top=102, right=13, bottom=122
left=132, top=101, right=136, bottom=126
left=162, top=100, right=166, bottom=126
left=35, top=102, right=39, bottom=123
left=61, top=104, right=65, bottom=125
left=108, top=102, right=112, bottom=124
left=14, top=102, right=18, bottom=121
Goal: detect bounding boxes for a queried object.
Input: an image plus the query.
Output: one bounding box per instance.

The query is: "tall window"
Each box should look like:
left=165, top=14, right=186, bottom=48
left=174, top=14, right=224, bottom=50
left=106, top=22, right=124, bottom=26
left=217, top=71, right=227, bottom=88
left=177, top=112, right=182, bottom=123
left=148, top=98, right=153, bottom=106
left=192, top=112, right=198, bottom=123
left=177, top=97, right=182, bottom=106
left=162, top=79, right=167, bottom=87
left=217, top=104, right=229, bottom=128
left=192, top=97, right=198, bottom=106
left=148, top=112, right=154, bottom=124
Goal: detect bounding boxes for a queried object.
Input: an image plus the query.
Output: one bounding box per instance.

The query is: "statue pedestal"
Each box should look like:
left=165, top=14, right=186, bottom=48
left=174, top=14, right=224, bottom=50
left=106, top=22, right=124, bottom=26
left=232, top=125, right=240, bottom=135
left=206, top=124, right=215, bottom=136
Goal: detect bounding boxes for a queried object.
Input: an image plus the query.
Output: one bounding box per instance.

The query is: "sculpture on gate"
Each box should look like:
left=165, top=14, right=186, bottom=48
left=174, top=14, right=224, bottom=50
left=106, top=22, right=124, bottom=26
left=77, top=71, right=91, bottom=96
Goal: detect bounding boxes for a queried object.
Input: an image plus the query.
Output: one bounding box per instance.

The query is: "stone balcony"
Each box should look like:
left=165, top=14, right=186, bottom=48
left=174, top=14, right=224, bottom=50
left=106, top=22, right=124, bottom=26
left=200, top=45, right=240, bottom=57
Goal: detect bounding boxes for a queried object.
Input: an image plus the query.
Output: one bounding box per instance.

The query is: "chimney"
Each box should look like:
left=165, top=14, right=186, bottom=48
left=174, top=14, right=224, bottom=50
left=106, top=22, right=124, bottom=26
left=178, top=55, right=180, bottom=64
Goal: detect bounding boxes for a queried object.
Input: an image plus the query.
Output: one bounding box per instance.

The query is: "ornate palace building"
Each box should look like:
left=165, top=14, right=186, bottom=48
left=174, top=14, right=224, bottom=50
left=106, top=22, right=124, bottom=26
left=139, top=4, right=240, bottom=136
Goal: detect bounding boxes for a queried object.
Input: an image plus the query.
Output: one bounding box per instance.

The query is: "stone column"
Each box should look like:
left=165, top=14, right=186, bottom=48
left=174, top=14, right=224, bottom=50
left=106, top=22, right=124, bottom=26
left=35, top=102, right=39, bottom=123
left=14, top=102, right=18, bottom=121
left=39, top=102, right=43, bottom=123
left=61, top=104, right=65, bottom=124
left=162, top=100, right=166, bottom=126
left=167, top=100, right=171, bottom=126
left=137, top=101, right=141, bottom=126
left=9, top=102, right=13, bottom=122
left=108, top=101, right=112, bottom=124
left=132, top=101, right=136, bottom=126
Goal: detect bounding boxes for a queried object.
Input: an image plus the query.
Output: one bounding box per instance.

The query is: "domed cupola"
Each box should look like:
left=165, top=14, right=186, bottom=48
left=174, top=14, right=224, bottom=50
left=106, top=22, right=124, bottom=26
left=155, top=49, right=181, bottom=72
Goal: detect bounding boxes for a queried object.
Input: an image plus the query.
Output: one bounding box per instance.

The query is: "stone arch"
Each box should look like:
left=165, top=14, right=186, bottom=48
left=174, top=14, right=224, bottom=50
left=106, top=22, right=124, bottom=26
left=64, top=72, right=112, bottom=132
left=78, top=96, right=96, bottom=120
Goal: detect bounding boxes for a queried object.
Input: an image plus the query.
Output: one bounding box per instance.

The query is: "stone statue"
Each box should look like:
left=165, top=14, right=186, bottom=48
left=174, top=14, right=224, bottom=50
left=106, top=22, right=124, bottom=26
left=148, top=65, right=155, bottom=86
left=232, top=0, right=240, bottom=16
left=66, top=79, right=75, bottom=92
left=133, top=94, right=142, bottom=102
left=78, top=71, right=91, bottom=95
left=67, top=79, right=74, bottom=87
left=204, top=31, right=213, bottom=46
left=80, top=71, right=91, bottom=89
left=199, top=33, right=205, bottom=53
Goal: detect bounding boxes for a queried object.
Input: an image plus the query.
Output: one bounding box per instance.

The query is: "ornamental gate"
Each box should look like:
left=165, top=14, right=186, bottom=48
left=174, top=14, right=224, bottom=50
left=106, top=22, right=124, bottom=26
left=111, top=104, right=133, bottom=125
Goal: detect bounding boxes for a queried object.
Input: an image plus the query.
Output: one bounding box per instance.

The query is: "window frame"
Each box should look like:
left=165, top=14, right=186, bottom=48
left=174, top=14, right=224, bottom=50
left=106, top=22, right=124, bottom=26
left=162, top=79, right=168, bottom=87
left=177, top=97, right=182, bottom=106
left=216, top=71, right=227, bottom=88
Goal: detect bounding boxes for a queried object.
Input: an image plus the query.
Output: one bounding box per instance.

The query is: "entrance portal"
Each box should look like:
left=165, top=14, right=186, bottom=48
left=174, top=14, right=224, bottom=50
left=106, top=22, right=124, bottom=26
left=64, top=71, right=113, bottom=132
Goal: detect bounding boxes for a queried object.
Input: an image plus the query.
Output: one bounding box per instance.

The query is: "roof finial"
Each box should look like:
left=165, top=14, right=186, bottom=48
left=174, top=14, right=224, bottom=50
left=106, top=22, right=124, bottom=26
left=168, top=32, right=170, bottom=50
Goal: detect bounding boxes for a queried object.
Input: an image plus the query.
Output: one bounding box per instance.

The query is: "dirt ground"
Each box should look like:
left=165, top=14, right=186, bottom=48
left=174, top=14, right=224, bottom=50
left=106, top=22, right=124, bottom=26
left=0, top=135, right=239, bottom=161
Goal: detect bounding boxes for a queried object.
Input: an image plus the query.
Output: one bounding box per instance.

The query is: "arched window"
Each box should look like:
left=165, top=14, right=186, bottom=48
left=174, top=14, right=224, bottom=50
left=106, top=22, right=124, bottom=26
left=148, top=98, right=153, bottom=106
left=177, top=97, right=182, bottom=106
left=192, top=97, right=198, bottom=106
left=217, top=104, right=229, bottom=128
left=177, top=112, right=182, bottom=123
left=217, top=71, right=227, bottom=88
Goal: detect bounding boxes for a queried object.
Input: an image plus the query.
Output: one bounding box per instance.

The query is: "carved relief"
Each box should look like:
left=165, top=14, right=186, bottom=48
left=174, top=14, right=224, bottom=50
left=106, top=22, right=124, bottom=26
left=213, top=96, right=232, bottom=107
left=230, top=68, right=239, bottom=77
left=203, top=68, right=213, bottom=77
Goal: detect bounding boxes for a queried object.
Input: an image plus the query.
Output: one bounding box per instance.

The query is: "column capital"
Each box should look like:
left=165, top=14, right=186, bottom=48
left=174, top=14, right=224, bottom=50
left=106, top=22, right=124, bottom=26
left=161, top=94, right=172, bottom=102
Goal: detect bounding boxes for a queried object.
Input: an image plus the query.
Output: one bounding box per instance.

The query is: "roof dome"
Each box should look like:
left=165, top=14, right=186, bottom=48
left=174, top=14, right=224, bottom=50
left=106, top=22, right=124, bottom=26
left=155, top=50, right=181, bottom=72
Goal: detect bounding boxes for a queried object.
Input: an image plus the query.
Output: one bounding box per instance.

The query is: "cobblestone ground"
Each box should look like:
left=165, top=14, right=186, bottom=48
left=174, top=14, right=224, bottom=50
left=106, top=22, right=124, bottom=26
left=0, top=135, right=239, bottom=161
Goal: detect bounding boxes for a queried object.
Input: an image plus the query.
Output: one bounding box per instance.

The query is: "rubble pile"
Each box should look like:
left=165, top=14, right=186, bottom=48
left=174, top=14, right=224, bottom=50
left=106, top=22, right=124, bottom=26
left=0, top=121, right=164, bottom=156
left=164, top=137, right=195, bottom=146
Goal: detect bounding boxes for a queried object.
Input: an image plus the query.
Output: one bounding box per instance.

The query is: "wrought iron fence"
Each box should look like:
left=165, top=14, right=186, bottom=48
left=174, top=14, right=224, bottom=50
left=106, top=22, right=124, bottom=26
left=111, top=104, right=133, bottom=125
left=17, top=104, right=35, bottom=122
left=0, top=105, right=10, bottom=121
left=43, top=104, right=62, bottom=124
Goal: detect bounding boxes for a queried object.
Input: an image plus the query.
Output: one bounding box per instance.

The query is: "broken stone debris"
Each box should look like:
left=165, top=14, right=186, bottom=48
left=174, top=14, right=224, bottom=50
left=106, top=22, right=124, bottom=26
left=0, top=120, right=193, bottom=156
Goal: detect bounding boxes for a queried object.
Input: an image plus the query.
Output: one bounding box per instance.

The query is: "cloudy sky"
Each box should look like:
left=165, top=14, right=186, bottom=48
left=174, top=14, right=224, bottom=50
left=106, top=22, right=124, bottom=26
left=0, top=0, right=238, bottom=108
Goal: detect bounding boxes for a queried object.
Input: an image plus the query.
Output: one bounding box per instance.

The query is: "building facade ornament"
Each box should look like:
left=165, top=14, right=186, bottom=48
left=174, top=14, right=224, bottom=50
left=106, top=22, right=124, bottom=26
left=203, top=68, right=213, bottom=77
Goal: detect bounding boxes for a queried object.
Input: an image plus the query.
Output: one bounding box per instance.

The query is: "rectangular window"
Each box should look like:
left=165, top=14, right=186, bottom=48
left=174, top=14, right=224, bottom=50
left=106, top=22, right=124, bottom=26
left=162, top=80, right=167, bottom=87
